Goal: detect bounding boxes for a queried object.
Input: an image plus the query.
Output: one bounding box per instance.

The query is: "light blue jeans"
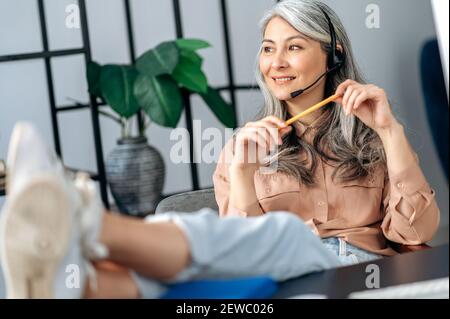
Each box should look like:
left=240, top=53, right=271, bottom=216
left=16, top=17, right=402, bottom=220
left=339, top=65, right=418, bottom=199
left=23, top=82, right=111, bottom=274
left=133, top=209, right=382, bottom=298
left=321, top=237, right=382, bottom=266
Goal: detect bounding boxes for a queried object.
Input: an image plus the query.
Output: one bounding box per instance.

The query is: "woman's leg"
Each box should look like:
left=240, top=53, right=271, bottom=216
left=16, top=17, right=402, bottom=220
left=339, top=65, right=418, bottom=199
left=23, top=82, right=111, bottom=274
left=99, top=212, right=191, bottom=280
left=85, top=208, right=341, bottom=298
left=84, top=262, right=140, bottom=299
left=81, top=211, right=191, bottom=299
left=151, top=209, right=341, bottom=283
left=98, top=209, right=340, bottom=281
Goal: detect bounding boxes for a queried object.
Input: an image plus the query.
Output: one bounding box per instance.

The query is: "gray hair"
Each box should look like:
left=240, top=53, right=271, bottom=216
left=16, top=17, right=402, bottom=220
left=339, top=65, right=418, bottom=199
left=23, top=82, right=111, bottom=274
left=254, top=0, right=386, bottom=184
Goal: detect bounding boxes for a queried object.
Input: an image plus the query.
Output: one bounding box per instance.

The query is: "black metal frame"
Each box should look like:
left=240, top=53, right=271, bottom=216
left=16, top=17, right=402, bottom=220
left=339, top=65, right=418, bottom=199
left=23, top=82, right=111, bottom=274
left=0, top=0, right=276, bottom=202
left=0, top=0, right=109, bottom=205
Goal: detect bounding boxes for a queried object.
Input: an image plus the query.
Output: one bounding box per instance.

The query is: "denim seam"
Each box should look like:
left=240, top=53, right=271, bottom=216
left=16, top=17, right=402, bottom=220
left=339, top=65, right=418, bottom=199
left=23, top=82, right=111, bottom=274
left=338, top=238, right=346, bottom=256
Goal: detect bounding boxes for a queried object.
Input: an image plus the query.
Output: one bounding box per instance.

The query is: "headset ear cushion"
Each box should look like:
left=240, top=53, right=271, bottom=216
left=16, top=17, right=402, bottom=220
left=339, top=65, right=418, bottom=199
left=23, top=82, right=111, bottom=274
left=334, top=50, right=344, bottom=67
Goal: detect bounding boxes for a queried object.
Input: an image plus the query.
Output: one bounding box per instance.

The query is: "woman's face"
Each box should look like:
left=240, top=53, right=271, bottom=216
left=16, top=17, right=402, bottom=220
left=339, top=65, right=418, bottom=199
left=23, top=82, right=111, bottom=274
left=259, top=17, right=328, bottom=101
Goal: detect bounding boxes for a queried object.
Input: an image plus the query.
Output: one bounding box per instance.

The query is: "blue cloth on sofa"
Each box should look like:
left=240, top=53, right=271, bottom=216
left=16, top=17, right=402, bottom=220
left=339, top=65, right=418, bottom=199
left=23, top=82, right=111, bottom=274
left=161, top=276, right=277, bottom=299
left=420, top=38, right=449, bottom=180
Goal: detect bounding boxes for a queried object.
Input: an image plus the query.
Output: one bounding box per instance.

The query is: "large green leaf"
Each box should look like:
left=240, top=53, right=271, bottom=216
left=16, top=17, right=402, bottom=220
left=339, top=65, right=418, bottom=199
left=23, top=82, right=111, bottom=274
left=200, top=87, right=236, bottom=128
left=180, top=49, right=203, bottom=67
left=172, top=50, right=208, bottom=94
left=134, top=74, right=183, bottom=128
left=175, top=38, right=211, bottom=51
left=136, top=41, right=179, bottom=77
left=99, top=65, right=140, bottom=119
left=86, top=61, right=102, bottom=98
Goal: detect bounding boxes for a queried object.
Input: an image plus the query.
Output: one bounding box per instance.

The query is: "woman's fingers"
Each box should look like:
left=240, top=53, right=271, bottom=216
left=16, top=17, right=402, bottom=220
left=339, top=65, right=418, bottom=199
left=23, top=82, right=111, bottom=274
left=256, top=122, right=281, bottom=147
left=247, top=116, right=285, bottom=145
left=246, top=123, right=278, bottom=149
left=353, top=91, right=368, bottom=110
left=346, top=90, right=361, bottom=114
left=239, top=116, right=289, bottom=158
left=263, top=116, right=287, bottom=129
left=242, top=127, right=271, bottom=150
left=334, top=96, right=343, bottom=105
left=335, top=79, right=354, bottom=97
left=342, top=86, right=354, bottom=111
left=236, top=129, right=274, bottom=164
left=261, top=116, right=289, bottom=145
left=260, top=118, right=285, bottom=145
left=335, top=80, right=368, bottom=115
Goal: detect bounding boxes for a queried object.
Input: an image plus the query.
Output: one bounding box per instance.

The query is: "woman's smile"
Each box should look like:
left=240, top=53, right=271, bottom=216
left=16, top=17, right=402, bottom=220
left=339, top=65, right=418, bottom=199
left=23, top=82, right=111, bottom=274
left=272, top=75, right=297, bottom=85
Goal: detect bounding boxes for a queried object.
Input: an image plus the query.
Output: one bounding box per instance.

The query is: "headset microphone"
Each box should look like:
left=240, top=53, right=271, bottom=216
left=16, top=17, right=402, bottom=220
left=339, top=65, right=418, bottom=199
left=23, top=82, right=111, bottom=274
left=290, top=63, right=341, bottom=98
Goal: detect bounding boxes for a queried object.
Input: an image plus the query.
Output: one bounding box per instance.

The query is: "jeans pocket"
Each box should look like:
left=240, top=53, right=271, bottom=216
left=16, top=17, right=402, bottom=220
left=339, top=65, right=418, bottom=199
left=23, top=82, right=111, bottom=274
left=347, top=252, right=359, bottom=264
left=347, top=247, right=381, bottom=263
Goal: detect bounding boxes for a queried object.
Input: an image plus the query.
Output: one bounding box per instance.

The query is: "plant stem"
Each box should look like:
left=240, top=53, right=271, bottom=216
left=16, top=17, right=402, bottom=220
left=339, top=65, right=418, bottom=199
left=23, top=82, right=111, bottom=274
left=140, top=115, right=151, bottom=137
left=121, top=118, right=136, bottom=138
left=98, top=110, right=122, bottom=125
left=121, top=118, right=127, bottom=138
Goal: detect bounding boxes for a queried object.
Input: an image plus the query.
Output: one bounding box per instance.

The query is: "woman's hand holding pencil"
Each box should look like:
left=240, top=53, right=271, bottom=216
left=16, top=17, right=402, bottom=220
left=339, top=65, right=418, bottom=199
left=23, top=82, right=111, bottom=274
left=231, top=93, right=341, bottom=171
left=232, top=117, right=292, bottom=171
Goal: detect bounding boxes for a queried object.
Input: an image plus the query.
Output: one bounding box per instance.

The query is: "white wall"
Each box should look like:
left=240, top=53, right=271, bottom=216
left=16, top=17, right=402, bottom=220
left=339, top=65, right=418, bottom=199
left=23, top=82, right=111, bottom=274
left=0, top=0, right=448, bottom=238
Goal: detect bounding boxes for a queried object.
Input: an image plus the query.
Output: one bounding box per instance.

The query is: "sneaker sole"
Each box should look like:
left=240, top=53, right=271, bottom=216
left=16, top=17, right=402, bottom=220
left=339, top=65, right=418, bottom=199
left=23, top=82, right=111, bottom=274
left=0, top=175, right=70, bottom=299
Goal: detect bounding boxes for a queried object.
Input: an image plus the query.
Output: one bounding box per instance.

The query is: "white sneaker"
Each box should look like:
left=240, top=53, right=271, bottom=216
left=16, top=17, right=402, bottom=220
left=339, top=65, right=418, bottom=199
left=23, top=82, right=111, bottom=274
left=74, top=172, right=108, bottom=261
left=0, top=122, right=106, bottom=298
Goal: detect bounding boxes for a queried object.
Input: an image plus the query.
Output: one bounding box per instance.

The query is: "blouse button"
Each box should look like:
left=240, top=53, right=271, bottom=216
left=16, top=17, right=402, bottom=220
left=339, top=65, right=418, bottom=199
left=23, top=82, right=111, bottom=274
left=397, top=182, right=403, bottom=189
left=265, top=187, right=271, bottom=194
left=318, top=201, right=325, bottom=207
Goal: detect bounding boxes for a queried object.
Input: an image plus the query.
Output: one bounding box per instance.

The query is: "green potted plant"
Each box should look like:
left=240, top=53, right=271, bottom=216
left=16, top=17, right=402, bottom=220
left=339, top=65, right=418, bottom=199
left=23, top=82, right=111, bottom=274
left=87, top=38, right=236, bottom=217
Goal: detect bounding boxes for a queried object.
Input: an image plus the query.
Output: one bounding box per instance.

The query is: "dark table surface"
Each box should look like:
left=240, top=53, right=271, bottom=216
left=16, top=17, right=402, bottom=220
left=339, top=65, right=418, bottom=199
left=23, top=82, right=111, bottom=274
left=274, top=244, right=449, bottom=299
left=0, top=242, right=447, bottom=299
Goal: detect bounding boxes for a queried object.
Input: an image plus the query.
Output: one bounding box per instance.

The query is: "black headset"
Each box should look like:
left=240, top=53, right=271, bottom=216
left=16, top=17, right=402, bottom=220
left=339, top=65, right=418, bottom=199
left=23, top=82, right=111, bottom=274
left=290, top=6, right=345, bottom=98
left=320, top=7, right=344, bottom=71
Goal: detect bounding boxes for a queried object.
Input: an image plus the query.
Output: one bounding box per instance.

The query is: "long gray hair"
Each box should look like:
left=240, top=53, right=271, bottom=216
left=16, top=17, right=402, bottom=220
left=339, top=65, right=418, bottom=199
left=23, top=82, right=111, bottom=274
left=255, top=0, right=386, bottom=185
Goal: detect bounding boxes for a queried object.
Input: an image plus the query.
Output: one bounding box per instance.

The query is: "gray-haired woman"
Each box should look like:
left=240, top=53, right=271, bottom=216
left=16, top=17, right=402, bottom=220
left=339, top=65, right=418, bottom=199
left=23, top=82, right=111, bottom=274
left=215, top=0, right=438, bottom=259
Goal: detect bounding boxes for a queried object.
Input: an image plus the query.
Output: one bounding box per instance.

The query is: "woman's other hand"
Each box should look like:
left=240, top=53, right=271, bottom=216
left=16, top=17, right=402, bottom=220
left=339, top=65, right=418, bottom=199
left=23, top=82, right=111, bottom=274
left=335, top=79, right=399, bottom=134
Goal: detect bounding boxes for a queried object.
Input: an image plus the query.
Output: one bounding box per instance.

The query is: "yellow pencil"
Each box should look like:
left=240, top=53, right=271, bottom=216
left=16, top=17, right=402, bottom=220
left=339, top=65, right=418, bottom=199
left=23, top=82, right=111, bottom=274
left=284, top=93, right=340, bottom=127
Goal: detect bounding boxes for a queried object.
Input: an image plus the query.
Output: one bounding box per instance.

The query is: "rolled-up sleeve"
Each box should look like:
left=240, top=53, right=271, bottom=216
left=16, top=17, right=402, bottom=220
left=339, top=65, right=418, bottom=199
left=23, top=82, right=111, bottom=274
left=381, top=156, right=440, bottom=245
left=213, top=140, right=263, bottom=217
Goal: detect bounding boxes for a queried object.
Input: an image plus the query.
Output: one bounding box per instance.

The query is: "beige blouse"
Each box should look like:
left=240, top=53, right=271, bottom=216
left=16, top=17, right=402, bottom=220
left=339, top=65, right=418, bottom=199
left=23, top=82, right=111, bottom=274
left=213, top=117, right=440, bottom=256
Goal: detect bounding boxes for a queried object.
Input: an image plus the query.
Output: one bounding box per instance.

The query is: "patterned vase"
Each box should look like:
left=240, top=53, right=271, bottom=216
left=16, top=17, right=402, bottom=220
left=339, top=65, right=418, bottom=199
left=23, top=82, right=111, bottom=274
left=105, top=136, right=165, bottom=217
